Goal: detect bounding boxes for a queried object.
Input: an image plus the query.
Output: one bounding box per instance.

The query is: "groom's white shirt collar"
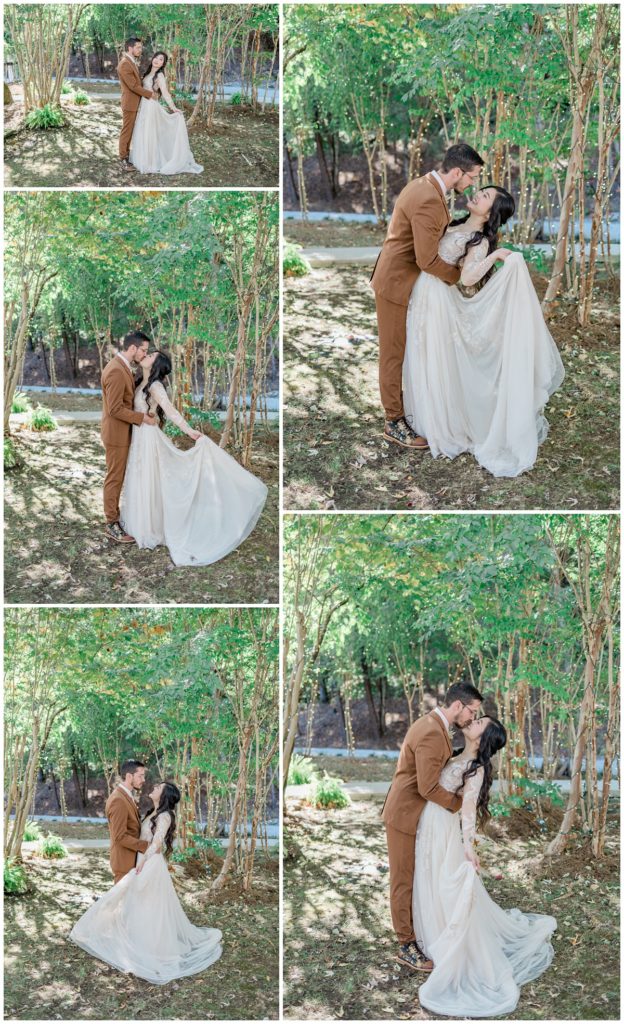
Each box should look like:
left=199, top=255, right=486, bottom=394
left=117, top=352, right=132, bottom=372
left=434, top=706, right=450, bottom=732
left=118, top=782, right=135, bottom=801
left=430, top=169, right=449, bottom=200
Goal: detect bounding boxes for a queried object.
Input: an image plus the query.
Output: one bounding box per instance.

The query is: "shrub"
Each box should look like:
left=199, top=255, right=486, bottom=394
left=28, top=405, right=57, bottom=432
left=24, top=104, right=64, bottom=130
left=4, top=437, right=20, bottom=471
left=60, top=79, right=73, bottom=95
left=313, top=773, right=350, bottom=809
left=4, top=859, right=28, bottom=895
left=38, top=833, right=68, bottom=859
left=230, top=91, right=243, bottom=105
left=23, top=820, right=42, bottom=842
left=11, top=391, right=31, bottom=413
left=72, top=89, right=90, bottom=106
left=288, top=754, right=316, bottom=786
left=284, top=242, right=311, bottom=278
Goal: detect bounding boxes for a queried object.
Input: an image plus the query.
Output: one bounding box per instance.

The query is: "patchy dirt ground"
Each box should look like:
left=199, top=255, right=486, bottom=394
left=283, top=262, right=619, bottom=511
left=285, top=220, right=387, bottom=249
left=4, top=848, right=278, bottom=1020
left=4, top=98, right=279, bottom=188
left=283, top=796, right=619, bottom=1021
left=4, top=421, right=278, bottom=605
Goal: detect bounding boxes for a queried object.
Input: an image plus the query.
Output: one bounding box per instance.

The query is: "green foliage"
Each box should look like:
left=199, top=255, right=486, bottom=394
left=38, top=833, right=68, bottom=859
left=23, top=820, right=42, bottom=841
left=24, top=104, right=64, bottom=130
left=11, top=391, right=31, bottom=413
left=3, top=438, right=19, bottom=470
left=283, top=243, right=311, bottom=278
left=313, top=773, right=350, bottom=809
left=60, top=80, right=73, bottom=95
left=71, top=89, right=90, bottom=106
left=288, top=754, right=316, bottom=785
left=230, top=92, right=243, bottom=105
left=28, top=405, right=57, bottom=432
left=4, top=858, right=28, bottom=895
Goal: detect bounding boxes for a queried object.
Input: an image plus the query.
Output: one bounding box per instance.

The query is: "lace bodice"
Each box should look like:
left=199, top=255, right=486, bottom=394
left=438, top=225, right=500, bottom=287
left=134, top=378, right=195, bottom=437
left=139, top=810, right=171, bottom=861
left=142, top=70, right=177, bottom=111
left=439, top=754, right=484, bottom=850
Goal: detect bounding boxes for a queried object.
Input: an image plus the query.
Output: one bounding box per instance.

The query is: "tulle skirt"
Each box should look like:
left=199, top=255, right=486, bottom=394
left=413, top=801, right=556, bottom=1017
left=403, top=252, right=565, bottom=477
left=121, top=426, right=267, bottom=567
left=69, top=854, right=222, bottom=985
left=130, top=97, right=203, bottom=175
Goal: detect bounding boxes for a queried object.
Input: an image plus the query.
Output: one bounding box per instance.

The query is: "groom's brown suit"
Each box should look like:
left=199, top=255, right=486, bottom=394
left=382, top=710, right=462, bottom=944
left=117, top=55, right=153, bottom=159
left=370, top=173, right=461, bottom=422
left=101, top=355, right=144, bottom=524
left=105, top=786, right=148, bottom=883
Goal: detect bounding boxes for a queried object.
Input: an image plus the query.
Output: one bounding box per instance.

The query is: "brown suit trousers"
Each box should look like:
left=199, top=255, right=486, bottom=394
left=370, top=174, right=461, bottom=421
left=382, top=711, right=462, bottom=944
left=117, top=56, right=152, bottom=158
left=101, top=356, right=143, bottom=523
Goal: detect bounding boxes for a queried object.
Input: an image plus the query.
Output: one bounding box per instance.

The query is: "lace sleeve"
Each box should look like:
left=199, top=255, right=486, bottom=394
left=155, top=71, right=176, bottom=110
left=460, top=239, right=501, bottom=287
left=460, top=766, right=484, bottom=850
left=150, top=381, right=195, bottom=437
left=144, top=812, right=171, bottom=860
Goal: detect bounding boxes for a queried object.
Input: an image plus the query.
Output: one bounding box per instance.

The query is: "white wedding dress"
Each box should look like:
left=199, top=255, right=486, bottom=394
left=403, top=226, right=565, bottom=477
left=121, top=377, right=267, bottom=566
left=413, top=754, right=557, bottom=1017
left=69, top=811, right=223, bottom=984
left=130, top=69, right=203, bottom=174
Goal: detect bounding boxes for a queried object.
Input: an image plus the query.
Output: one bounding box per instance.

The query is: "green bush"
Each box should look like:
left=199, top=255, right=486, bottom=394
left=38, top=833, right=68, bottom=859
left=230, top=91, right=243, bottom=105
left=284, top=242, right=311, bottom=278
left=4, top=859, right=28, bottom=895
left=24, top=104, right=64, bottom=130
left=23, top=820, right=42, bottom=842
left=11, top=391, right=31, bottom=413
left=28, top=405, right=58, bottom=432
left=71, top=89, right=90, bottom=106
left=4, top=437, right=20, bottom=471
left=60, top=79, right=73, bottom=95
left=288, top=754, right=317, bottom=786
left=313, top=773, right=350, bottom=810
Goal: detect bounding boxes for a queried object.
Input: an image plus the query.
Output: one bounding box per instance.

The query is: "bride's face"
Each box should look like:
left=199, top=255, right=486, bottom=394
left=466, top=188, right=496, bottom=218
left=463, top=716, right=491, bottom=743
left=140, top=351, right=157, bottom=369
left=152, top=54, right=165, bottom=70
left=150, top=782, right=164, bottom=804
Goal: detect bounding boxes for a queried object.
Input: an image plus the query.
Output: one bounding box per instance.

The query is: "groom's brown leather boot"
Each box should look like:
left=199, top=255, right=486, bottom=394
left=396, top=940, right=434, bottom=972
left=105, top=521, right=135, bottom=544
left=383, top=417, right=429, bottom=450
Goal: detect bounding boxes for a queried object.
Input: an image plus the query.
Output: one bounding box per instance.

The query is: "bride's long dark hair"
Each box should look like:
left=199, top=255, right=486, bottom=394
left=135, top=350, right=172, bottom=426
left=142, top=781, right=180, bottom=858
left=455, top=718, right=507, bottom=829
left=451, top=185, right=515, bottom=290
left=146, top=51, right=169, bottom=93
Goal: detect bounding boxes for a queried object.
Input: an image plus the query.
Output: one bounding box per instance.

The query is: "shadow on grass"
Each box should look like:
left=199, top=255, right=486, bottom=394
left=4, top=422, right=279, bottom=605
left=283, top=264, right=620, bottom=511
left=283, top=796, right=619, bottom=1021
left=4, top=100, right=279, bottom=188
left=5, top=849, right=278, bottom=1020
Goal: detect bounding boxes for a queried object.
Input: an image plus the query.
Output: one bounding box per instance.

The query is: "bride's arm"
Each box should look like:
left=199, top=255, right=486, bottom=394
left=137, top=812, right=171, bottom=871
left=155, top=71, right=179, bottom=112
left=460, top=766, right=484, bottom=870
left=460, top=239, right=508, bottom=287
left=150, top=381, right=200, bottom=439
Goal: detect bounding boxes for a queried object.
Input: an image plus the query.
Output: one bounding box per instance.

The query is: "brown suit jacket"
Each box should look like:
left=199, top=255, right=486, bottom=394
left=117, top=55, right=152, bottom=112
left=101, top=355, right=143, bottom=447
left=381, top=710, right=462, bottom=835
left=370, top=173, right=461, bottom=306
left=105, top=786, right=148, bottom=878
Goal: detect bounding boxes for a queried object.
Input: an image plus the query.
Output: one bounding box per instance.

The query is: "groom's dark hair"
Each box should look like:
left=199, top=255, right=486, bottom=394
left=125, top=36, right=141, bottom=50
left=121, top=759, right=145, bottom=777
left=441, top=143, right=484, bottom=172
left=444, top=682, right=483, bottom=706
left=122, top=330, right=151, bottom=350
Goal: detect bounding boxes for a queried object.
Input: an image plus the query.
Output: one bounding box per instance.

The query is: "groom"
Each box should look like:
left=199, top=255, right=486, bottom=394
left=101, top=330, right=155, bottom=544
left=105, top=759, right=149, bottom=883
left=382, top=682, right=483, bottom=972
left=370, top=142, right=485, bottom=449
left=117, top=37, right=155, bottom=172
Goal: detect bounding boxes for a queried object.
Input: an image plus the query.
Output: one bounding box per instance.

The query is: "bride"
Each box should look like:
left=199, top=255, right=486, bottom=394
left=130, top=51, right=203, bottom=175
left=403, top=185, right=565, bottom=477
left=121, top=349, right=267, bottom=566
left=70, top=781, right=223, bottom=984
left=413, top=715, right=557, bottom=1017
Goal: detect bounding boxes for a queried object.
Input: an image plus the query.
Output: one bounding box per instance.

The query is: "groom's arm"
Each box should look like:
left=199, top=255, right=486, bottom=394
left=108, top=802, right=148, bottom=854
left=118, top=62, right=153, bottom=100
left=414, top=733, right=462, bottom=813
left=410, top=200, right=461, bottom=285
left=104, top=372, right=145, bottom=427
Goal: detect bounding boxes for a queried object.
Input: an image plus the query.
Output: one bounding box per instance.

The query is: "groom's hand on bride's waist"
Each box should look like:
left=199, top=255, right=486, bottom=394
left=143, top=414, right=156, bottom=426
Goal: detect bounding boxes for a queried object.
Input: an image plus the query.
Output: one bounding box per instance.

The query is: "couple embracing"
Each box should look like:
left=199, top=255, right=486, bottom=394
left=70, top=759, right=222, bottom=984
left=384, top=682, right=557, bottom=1017
left=118, top=36, right=202, bottom=175
left=101, top=331, right=267, bottom=565
left=372, top=143, right=565, bottom=478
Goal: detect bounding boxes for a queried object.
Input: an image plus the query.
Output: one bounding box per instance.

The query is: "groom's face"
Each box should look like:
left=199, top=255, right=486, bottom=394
left=129, top=341, right=150, bottom=365
left=455, top=699, right=482, bottom=727
left=129, top=766, right=146, bottom=790
left=452, top=165, right=482, bottom=195
left=130, top=42, right=143, bottom=58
